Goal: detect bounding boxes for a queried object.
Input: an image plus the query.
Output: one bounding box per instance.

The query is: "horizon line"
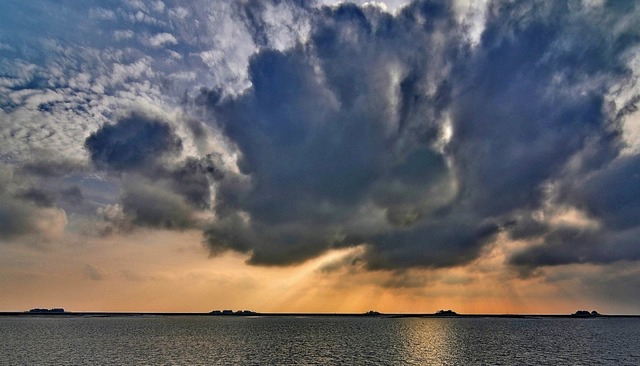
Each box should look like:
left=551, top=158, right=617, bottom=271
left=3, top=311, right=639, bottom=317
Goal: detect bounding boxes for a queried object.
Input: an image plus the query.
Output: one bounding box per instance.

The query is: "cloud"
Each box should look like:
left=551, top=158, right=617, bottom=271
left=234, top=0, right=312, bottom=51
left=0, top=197, right=38, bottom=240
left=170, top=155, right=224, bottom=209
left=82, top=108, right=227, bottom=232
left=20, top=156, right=85, bottom=178
left=0, top=164, right=68, bottom=243
left=85, top=110, right=183, bottom=172
left=509, top=154, right=640, bottom=270
left=114, top=30, right=135, bottom=41
left=146, top=32, right=178, bottom=48
left=201, top=1, right=484, bottom=267
left=120, top=175, right=199, bottom=230
left=82, top=264, right=107, bottom=281
left=470, top=1, right=640, bottom=273
left=89, top=7, right=117, bottom=21
left=59, top=186, right=84, bottom=206
left=198, top=0, right=640, bottom=272
left=16, top=188, right=55, bottom=208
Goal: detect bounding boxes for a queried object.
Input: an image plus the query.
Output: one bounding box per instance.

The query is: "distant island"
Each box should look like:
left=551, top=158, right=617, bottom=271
left=0, top=307, right=624, bottom=318
left=435, top=309, right=458, bottom=316
left=28, top=308, right=65, bottom=313
left=210, top=310, right=258, bottom=315
left=571, top=310, right=601, bottom=318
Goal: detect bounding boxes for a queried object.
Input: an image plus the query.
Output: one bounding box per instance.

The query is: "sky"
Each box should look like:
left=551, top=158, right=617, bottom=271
left=1, top=0, right=640, bottom=314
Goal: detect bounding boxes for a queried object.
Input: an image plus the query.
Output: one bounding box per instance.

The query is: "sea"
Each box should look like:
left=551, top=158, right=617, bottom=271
left=1, top=316, right=639, bottom=365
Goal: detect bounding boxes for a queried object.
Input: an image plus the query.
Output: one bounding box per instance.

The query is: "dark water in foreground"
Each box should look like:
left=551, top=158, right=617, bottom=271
left=2, top=316, right=639, bottom=365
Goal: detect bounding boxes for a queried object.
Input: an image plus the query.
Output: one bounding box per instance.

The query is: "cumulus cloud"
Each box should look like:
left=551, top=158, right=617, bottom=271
left=198, top=0, right=640, bottom=273
left=83, top=109, right=224, bottom=231
left=85, top=110, right=183, bottom=172
left=202, top=1, right=483, bottom=267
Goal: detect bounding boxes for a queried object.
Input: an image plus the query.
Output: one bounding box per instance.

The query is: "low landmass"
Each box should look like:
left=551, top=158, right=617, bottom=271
left=0, top=307, right=628, bottom=318
left=210, top=310, right=258, bottom=315
left=571, top=310, right=601, bottom=318
left=435, top=309, right=458, bottom=316
left=28, top=308, right=66, bottom=314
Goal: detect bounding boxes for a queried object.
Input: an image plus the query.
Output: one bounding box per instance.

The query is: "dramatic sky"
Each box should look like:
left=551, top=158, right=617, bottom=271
left=1, top=0, right=640, bottom=314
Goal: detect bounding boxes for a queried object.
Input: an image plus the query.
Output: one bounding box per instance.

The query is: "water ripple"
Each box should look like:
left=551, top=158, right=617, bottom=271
left=1, top=316, right=639, bottom=365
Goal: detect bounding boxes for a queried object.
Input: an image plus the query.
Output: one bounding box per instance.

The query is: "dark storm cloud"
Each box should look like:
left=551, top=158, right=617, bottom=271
left=196, top=0, right=640, bottom=271
left=83, top=110, right=228, bottom=230
left=0, top=169, right=64, bottom=241
left=450, top=0, right=630, bottom=217
left=479, top=1, right=640, bottom=271
left=510, top=154, right=640, bottom=270
left=83, top=110, right=224, bottom=229
left=120, top=176, right=197, bottom=230
left=365, top=218, right=501, bottom=269
left=16, top=188, right=55, bottom=208
left=170, top=155, right=224, bottom=209
left=85, top=111, right=183, bottom=172
left=572, top=155, right=640, bottom=231
left=203, top=0, right=484, bottom=267
left=86, top=160, right=223, bottom=232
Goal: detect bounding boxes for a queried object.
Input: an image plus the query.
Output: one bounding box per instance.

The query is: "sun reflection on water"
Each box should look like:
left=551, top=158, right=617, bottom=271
left=398, top=318, right=457, bottom=364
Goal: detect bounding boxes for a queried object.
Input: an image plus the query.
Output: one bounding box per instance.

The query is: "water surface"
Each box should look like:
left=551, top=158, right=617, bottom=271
left=2, top=316, right=639, bottom=365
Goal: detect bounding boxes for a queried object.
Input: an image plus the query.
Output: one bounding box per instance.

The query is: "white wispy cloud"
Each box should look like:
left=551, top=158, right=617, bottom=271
left=146, top=32, right=177, bottom=48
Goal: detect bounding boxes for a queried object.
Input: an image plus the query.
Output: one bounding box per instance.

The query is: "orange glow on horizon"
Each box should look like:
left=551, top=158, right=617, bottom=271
left=0, top=229, right=634, bottom=315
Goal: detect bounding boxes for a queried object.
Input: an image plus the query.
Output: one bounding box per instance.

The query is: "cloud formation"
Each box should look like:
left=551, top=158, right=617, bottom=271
left=199, top=0, right=640, bottom=272
left=83, top=110, right=225, bottom=231
left=0, top=164, right=68, bottom=243
left=85, top=111, right=183, bottom=172
left=510, top=154, right=640, bottom=270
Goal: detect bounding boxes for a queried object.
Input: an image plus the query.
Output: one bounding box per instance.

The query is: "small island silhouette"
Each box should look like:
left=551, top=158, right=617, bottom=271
left=435, top=309, right=458, bottom=316
left=1, top=306, right=626, bottom=318
left=28, top=308, right=65, bottom=314
left=571, top=310, right=601, bottom=318
left=210, top=310, right=258, bottom=316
